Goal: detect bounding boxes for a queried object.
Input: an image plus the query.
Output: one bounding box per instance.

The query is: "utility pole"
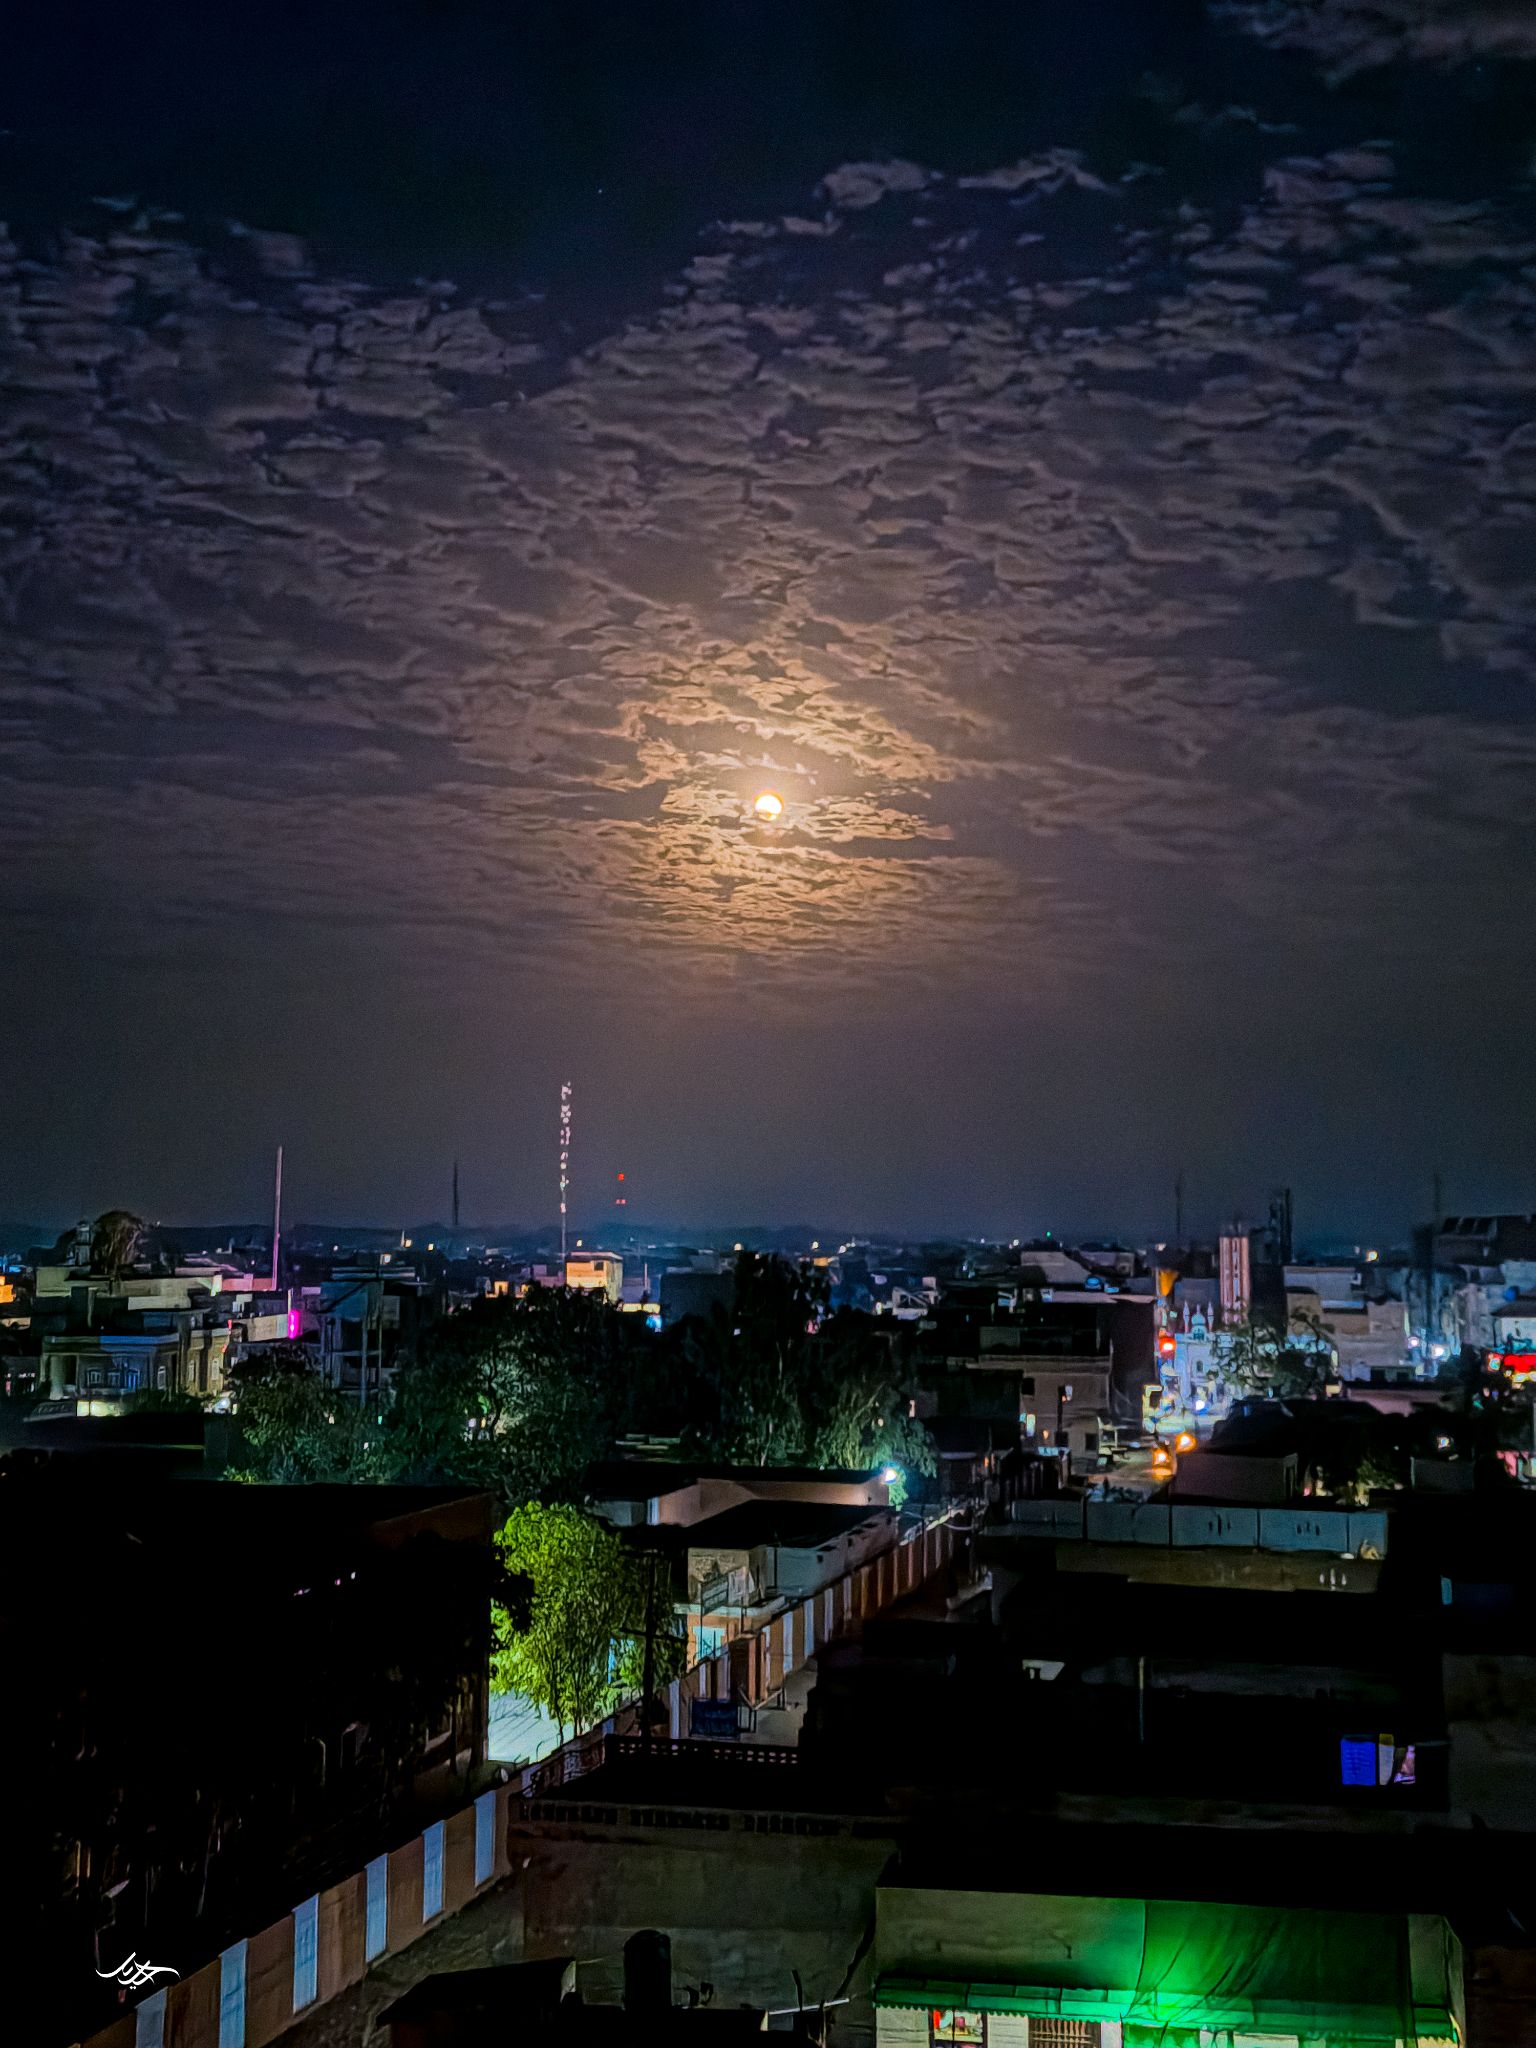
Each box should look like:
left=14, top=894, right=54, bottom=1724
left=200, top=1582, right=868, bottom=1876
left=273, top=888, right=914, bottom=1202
left=270, top=1144, right=284, bottom=1291
left=1422, top=1174, right=1441, bottom=1359
left=640, top=1550, right=657, bottom=1751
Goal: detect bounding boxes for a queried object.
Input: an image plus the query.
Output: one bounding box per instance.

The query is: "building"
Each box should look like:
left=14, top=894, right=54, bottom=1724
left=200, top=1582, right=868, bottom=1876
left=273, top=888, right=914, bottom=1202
left=1493, top=1297, right=1536, bottom=1358
left=566, top=1253, right=625, bottom=1303
left=377, top=1936, right=773, bottom=2048
left=2, top=1472, right=498, bottom=2046
left=1285, top=1260, right=1410, bottom=1377
left=873, top=1866, right=1461, bottom=2048
left=658, top=1267, right=735, bottom=1327
left=586, top=1459, right=891, bottom=1530
left=1219, top=1230, right=1251, bottom=1324
left=650, top=1497, right=897, bottom=1666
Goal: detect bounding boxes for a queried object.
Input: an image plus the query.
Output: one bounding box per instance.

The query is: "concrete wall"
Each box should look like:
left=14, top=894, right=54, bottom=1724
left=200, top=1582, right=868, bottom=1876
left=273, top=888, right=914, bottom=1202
left=1011, top=1499, right=1386, bottom=1558
left=1054, top=1542, right=1381, bottom=1593
left=514, top=1821, right=897, bottom=2045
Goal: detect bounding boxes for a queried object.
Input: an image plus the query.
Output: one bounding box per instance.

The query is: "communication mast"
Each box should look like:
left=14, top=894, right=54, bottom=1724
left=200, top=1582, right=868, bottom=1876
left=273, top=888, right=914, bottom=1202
left=559, top=1082, right=572, bottom=1262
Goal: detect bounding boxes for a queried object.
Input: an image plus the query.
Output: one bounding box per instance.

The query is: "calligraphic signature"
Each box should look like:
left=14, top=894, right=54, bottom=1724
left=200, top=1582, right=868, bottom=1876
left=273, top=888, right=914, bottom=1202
left=97, top=1954, right=180, bottom=1992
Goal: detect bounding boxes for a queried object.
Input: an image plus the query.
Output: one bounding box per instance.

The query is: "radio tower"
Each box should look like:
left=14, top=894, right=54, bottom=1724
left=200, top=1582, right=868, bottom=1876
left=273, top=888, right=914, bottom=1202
left=559, top=1082, right=572, bottom=1263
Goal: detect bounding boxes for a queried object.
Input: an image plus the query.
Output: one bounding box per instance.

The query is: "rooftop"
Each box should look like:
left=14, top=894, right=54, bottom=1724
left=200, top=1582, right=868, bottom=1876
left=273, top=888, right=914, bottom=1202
left=646, top=1499, right=891, bottom=1554
left=585, top=1458, right=883, bottom=1499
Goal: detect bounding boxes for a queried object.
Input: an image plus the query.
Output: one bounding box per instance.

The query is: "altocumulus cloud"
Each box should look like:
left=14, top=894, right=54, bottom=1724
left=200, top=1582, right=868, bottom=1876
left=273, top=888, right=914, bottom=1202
left=2, top=110, right=1534, bottom=1023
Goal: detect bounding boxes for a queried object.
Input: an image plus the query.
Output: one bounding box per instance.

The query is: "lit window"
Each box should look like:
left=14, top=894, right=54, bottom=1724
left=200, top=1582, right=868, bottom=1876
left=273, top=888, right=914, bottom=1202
left=930, top=2012, right=985, bottom=2047
left=365, top=1854, right=388, bottom=1961
left=135, top=1990, right=167, bottom=2048
left=293, top=1894, right=319, bottom=2011
left=474, top=1791, right=496, bottom=1886
left=422, top=1820, right=445, bottom=1919
left=218, top=1940, right=247, bottom=2048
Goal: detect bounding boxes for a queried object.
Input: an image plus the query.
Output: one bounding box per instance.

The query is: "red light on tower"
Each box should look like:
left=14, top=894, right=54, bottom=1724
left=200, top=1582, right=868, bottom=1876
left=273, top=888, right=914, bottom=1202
left=614, top=1172, right=627, bottom=1209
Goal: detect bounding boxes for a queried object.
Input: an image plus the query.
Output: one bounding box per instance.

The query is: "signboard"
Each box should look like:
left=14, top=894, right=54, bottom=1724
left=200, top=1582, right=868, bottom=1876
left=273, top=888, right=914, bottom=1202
left=689, top=1697, right=740, bottom=1740
left=1340, top=1733, right=1415, bottom=1786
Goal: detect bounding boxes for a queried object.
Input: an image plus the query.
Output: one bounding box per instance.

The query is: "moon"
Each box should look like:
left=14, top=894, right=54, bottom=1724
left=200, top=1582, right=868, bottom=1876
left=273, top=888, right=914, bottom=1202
left=753, top=790, right=784, bottom=821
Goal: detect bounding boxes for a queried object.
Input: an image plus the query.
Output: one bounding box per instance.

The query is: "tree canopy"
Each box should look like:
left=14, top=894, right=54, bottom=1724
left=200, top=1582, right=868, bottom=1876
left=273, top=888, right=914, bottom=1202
left=491, top=1501, right=682, bottom=1738
left=225, top=1254, right=936, bottom=1504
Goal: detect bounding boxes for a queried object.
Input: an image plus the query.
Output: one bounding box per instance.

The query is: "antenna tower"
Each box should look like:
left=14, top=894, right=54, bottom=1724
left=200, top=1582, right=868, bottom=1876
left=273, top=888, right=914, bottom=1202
left=559, top=1082, right=572, bottom=1262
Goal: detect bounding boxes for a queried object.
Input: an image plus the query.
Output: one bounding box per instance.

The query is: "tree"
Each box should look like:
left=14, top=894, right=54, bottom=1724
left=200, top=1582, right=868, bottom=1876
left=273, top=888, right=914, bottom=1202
left=1221, top=1311, right=1336, bottom=1401
left=91, top=1209, right=145, bottom=1284
left=225, top=1347, right=381, bottom=1483
left=643, top=1255, right=936, bottom=1484
left=389, top=1288, right=630, bottom=1504
left=491, top=1503, right=681, bottom=1740
left=121, top=1387, right=207, bottom=1414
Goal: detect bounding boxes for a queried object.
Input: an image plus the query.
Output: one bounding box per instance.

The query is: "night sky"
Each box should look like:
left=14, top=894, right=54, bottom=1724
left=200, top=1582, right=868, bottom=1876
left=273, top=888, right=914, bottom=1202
left=3, top=1, right=1535, bottom=1241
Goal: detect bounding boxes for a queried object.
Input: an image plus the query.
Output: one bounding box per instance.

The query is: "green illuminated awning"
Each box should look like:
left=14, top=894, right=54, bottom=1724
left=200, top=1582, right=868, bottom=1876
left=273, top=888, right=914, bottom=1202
left=874, top=1895, right=1460, bottom=2045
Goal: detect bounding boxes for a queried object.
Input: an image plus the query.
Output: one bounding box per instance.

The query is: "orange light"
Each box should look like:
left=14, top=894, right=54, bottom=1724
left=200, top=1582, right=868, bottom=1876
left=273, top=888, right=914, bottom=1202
left=1175, top=1431, right=1196, bottom=1452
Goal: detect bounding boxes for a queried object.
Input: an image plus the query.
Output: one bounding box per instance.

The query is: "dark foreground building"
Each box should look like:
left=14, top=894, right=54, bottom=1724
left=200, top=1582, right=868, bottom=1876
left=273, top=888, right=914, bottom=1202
left=0, top=1467, right=499, bottom=2048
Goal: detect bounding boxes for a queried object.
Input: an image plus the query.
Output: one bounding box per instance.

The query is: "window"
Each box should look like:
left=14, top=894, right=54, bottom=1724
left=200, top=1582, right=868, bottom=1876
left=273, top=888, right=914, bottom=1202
left=365, top=1853, right=388, bottom=1960
left=475, top=1791, right=496, bottom=1886
left=422, top=1820, right=444, bottom=1920
left=1019, top=1377, right=1035, bottom=1395
left=930, top=2013, right=985, bottom=2047
left=136, top=1989, right=167, bottom=2048
left=218, top=1940, right=247, bottom=2048
left=293, top=1893, right=319, bottom=2011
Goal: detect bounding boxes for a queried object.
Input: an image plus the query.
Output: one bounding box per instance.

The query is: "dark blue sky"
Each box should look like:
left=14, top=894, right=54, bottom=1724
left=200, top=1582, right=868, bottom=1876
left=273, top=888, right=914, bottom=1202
left=2, top=0, right=1534, bottom=1242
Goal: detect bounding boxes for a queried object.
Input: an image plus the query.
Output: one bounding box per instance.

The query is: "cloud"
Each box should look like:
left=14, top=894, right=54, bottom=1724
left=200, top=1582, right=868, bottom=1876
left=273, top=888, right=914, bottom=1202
left=1, top=124, right=1534, bottom=1040
left=1216, top=0, right=1536, bottom=76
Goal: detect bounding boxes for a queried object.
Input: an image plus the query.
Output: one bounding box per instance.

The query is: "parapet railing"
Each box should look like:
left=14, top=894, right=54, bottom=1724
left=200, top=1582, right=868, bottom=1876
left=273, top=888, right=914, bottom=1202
left=1006, top=1497, right=1388, bottom=1557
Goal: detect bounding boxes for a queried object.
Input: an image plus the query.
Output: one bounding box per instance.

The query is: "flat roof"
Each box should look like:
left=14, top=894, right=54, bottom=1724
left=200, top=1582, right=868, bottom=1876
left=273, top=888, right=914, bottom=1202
left=586, top=1458, right=881, bottom=1498
left=649, top=1500, right=890, bottom=1553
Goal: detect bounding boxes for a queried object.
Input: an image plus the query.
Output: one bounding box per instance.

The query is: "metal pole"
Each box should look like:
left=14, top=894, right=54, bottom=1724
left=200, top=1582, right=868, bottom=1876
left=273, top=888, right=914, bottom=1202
left=640, top=1550, right=657, bottom=1750
left=270, top=1144, right=283, bottom=1291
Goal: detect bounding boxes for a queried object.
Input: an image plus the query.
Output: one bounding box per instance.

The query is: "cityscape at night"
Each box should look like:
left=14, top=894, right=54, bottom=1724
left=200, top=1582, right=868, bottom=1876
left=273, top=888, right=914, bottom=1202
left=4, top=2, right=1536, bottom=2046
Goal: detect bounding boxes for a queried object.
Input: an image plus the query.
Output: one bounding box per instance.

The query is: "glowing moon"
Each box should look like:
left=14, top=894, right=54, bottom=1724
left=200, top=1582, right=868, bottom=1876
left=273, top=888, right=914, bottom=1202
left=753, top=790, right=784, bottom=821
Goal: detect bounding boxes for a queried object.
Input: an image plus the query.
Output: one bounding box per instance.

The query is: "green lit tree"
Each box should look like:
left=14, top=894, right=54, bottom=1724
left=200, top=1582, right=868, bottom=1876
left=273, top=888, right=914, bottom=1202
left=491, top=1503, right=682, bottom=1740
